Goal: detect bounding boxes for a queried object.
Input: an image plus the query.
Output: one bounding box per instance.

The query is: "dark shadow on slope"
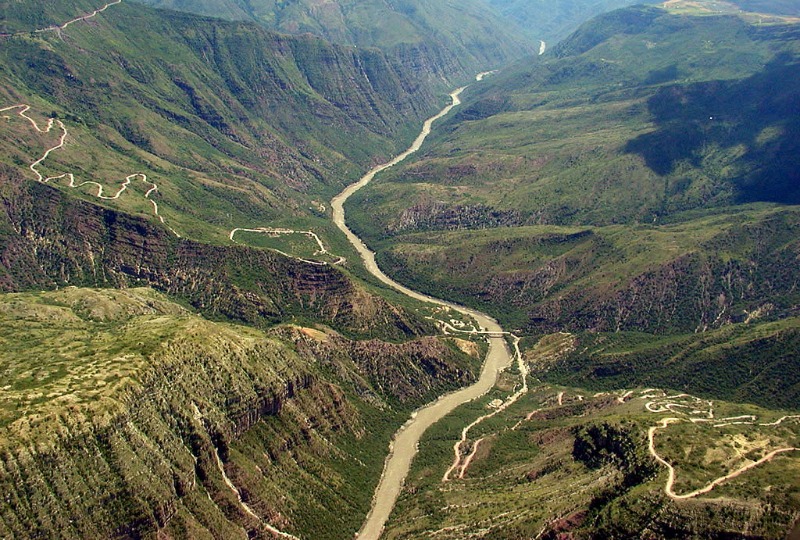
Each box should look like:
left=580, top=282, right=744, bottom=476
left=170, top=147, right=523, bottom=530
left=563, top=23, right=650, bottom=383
left=625, top=54, right=800, bottom=204
left=731, top=0, right=800, bottom=16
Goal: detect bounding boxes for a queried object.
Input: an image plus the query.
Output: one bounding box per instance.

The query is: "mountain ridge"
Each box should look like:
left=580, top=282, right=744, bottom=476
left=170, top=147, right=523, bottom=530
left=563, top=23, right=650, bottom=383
left=345, top=4, right=800, bottom=334
left=0, top=0, right=459, bottom=250
left=129, top=0, right=536, bottom=82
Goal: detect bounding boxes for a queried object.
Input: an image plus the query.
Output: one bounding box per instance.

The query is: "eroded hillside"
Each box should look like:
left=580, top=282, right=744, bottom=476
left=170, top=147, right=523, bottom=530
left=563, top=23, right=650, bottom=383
left=1, top=0, right=449, bottom=246
left=0, top=287, right=480, bottom=539
left=129, top=0, right=534, bottom=80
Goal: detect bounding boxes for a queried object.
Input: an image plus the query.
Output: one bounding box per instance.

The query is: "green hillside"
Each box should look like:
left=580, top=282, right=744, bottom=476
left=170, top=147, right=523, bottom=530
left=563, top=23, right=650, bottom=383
left=346, top=4, right=800, bottom=333
left=731, top=0, right=800, bottom=16
left=1, top=0, right=450, bottom=249
left=130, top=0, right=535, bottom=79
left=381, top=358, right=800, bottom=538
left=543, top=318, right=800, bottom=409
left=1, top=0, right=799, bottom=538
left=0, top=0, right=117, bottom=34
left=0, top=287, right=481, bottom=539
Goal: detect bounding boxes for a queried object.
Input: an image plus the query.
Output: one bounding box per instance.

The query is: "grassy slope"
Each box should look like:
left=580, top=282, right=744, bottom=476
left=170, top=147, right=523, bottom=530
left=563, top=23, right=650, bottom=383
left=130, top=0, right=535, bottom=74
left=344, top=5, right=800, bottom=333
left=382, top=362, right=800, bottom=538
left=731, top=0, right=800, bottom=16
left=369, top=206, right=800, bottom=334
left=543, top=318, right=800, bottom=410
left=0, top=287, right=483, bottom=539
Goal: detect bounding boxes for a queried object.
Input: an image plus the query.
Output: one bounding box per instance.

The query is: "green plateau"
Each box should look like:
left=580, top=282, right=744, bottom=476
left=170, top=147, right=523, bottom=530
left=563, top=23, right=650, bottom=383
left=383, top=348, right=800, bottom=538
left=0, top=286, right=481, bottom=539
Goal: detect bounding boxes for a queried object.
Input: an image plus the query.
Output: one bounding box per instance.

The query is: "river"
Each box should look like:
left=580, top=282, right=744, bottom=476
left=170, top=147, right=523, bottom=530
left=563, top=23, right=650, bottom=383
left=331, top=83, right=515, bottom=540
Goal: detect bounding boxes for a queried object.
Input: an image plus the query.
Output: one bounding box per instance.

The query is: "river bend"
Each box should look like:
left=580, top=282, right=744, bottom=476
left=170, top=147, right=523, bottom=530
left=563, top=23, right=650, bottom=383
left=331, top=84, right=515, bottom=540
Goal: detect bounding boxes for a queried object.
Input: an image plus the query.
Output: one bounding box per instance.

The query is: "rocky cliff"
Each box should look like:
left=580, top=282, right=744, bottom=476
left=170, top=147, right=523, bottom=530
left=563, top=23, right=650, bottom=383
left=375, top=208, right=800, bottom=335
left=130, top=0, right=534, bottom=83
left=0, top=167, right=430, bottom=340
left=0, top=287, right=478, bottom=540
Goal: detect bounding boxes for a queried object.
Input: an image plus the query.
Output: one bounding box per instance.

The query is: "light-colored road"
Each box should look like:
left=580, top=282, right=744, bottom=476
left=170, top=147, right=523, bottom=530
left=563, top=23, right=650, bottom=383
left=2, top=0, right=123, bottom=36
left=2, top=103, right=180, bottom=237
left=229, top=227, right=334, bottom=265
left=229, top=227, right=327, bottom=254
left=644, top=392, right=800, bottom=499
left=443, top=336, right=526, bottom=482
left=331, top=82, right=515, bottom=540
left=648, top=417, right=799, bottom=499
left=196, top=403, right=300, bottom=539
left=36, top=0, right=123, bottom=34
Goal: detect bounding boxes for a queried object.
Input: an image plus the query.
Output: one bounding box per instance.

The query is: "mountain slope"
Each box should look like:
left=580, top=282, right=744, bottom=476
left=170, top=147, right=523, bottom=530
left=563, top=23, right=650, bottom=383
left=0, top=166, right=435, bottom=340
left=1, top=0, right=448, bottom=247
left=130, top=0, right=535, bottom=80
left=0, top=6, right=493, bottom=535
left=728, top=0, right=800, bottom=16
left=345, top=5, right=800, bottom=334
left=0, top=287, right=480, bottom=539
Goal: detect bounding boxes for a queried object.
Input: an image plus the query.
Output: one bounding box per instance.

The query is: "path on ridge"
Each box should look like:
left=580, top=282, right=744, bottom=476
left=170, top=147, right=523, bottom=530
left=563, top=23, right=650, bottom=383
left=2, top=0, right=123, bottom=36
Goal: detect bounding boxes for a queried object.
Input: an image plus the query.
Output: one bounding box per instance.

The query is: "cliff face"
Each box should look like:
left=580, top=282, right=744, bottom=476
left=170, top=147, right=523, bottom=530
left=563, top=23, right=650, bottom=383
left=0, top=164, right=482, bottom=537
left=276, top=327, right=478, bottom=405
left=0, top=168, right=429, bottom=339
left=0, top=288, right=478, bottom=540
left=130, top=0, right=534, bottom=81
left=517, top=214, right=800, bottom=334
left=376, top=208, right=800, bottom=336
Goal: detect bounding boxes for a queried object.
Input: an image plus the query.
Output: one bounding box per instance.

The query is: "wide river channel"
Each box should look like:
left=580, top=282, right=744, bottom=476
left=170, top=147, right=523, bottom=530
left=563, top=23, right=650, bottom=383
left=331, top=81, right=515, bottom=540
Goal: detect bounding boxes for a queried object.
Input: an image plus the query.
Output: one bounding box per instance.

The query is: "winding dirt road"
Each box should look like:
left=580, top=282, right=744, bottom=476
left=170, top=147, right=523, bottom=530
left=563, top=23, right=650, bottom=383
left=648, top=417, right=799, bottom=499
left=229, top=227, right=334, bottom=265
left=644, top=393, right=800, bottom=500
left=443, top=336, right=526, bottom=482
left=2, top=103, right=179, bottom=236
left=35, top=0, right=123, bottom=34
left=332, top=81, right=516, bottom=540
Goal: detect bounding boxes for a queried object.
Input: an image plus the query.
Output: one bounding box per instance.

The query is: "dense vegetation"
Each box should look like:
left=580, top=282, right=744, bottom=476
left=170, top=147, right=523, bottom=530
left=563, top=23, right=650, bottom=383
left=546, top=319, right=800, bottom=410
left=0, top=287, right=481, bottom=539
left=1, top=0, right=451, bottom=248
left=346, top=5, right=800, bottom=336
left=129, top=0, right=535, bottom=77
